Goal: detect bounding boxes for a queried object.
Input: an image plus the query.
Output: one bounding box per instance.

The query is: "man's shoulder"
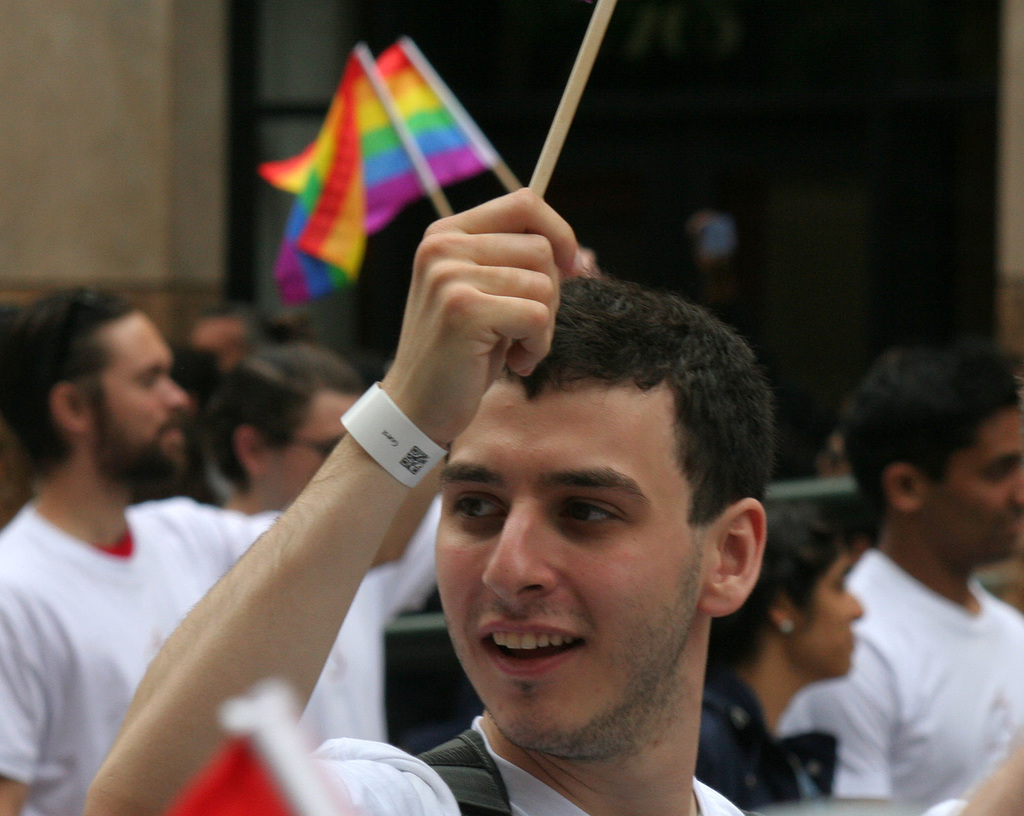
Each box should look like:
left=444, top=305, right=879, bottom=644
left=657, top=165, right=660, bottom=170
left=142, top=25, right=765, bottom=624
left=313, top=737, right=742, bottom=816
left=126, top=496, right=221, bottom=525
left=127, top=498, right=273, bottom=559
left=846, top=549, right=902, bottom=599
left=313, top=738, right=460, bottom=816
left=694, top=779, right=749, bottom=815
left=979, top=587, right=1024, bottom=628
left=0, top=505, right=66, bottom=580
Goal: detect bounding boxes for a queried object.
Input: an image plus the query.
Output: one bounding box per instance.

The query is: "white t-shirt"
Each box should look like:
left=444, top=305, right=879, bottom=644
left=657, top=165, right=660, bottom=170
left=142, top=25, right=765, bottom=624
left=779, top=549, right=1024, bottom=806
left=301, top=497, right=440, bottom=743
left=314, top=717, right=746, bottom=816
left=0, top=499, right=273, bottom=816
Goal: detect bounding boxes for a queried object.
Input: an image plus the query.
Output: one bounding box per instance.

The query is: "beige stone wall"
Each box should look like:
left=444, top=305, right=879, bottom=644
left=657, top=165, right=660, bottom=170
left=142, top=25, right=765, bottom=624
left=0, top=0, right=227, bottom=341
left=997, top=0, right=1024, bottom=357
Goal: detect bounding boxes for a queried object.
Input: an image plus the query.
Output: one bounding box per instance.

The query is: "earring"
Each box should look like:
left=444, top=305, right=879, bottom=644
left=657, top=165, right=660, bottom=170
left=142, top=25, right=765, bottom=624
left=778, top=619, right=795, bottom=635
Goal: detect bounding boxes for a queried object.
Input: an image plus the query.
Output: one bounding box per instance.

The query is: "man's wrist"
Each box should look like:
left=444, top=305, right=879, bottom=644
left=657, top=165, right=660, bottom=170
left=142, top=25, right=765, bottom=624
left=341, top=383, right=446, bottom=487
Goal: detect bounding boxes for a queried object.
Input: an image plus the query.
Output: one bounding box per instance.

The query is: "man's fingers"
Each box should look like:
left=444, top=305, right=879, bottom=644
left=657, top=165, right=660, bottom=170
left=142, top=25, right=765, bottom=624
left=426, top=188, right=579, bottom=277
left=428, top=263, right=557, bottom=318
left=417, top=231, right=562, bottom=289
left=474, top=295, right=554, bottom=376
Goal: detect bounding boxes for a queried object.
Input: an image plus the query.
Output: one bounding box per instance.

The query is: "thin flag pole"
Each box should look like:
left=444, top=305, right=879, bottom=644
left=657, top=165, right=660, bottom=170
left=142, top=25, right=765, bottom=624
left=398, top=36, right=522, bottom=193
left=354, top=42, right=454, bottom=219
left=529, top=0, right=619, bottom=197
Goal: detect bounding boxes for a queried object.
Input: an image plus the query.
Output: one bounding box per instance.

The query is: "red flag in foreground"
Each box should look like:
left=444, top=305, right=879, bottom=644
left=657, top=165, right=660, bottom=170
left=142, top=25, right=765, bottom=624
left=166, top=738, right=295, bottom=816
left=164, top=679, right=351, bottom=816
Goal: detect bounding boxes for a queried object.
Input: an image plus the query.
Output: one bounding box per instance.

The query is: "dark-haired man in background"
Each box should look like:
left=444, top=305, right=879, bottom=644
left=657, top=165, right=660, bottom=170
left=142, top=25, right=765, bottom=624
left=780, top=339, right=1024, bottom=808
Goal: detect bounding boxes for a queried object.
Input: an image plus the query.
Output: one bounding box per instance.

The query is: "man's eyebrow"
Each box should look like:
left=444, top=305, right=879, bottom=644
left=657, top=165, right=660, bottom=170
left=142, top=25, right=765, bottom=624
left=441, top=464, right=649, bottom=504
left=440, top=463, right=504, bottom=487
left=542, top=468, right=649, bottom=503
left=986, top=452, right=1023, bottom=473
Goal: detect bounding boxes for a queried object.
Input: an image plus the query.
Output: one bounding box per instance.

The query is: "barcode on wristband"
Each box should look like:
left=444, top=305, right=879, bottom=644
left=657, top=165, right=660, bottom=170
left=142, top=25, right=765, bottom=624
left=400, top=446, right=430, bottom=475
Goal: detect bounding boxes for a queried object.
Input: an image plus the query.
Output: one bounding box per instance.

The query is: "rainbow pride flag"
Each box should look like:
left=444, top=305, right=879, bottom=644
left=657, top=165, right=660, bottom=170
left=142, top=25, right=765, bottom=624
left=264, top=51, right=366, bottom=304
left=364, top=40, right=492, bottom=232
left=260, top=39, right=504, bottom=304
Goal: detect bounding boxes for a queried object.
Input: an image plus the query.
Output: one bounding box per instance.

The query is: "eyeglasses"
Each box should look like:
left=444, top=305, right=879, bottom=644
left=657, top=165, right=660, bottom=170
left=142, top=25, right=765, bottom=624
left=289, top=434, right=344, bottom=458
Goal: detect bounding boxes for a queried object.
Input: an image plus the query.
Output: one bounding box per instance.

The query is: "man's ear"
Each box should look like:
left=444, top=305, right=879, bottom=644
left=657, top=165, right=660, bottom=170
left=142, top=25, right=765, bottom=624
left=881, top=461, right=930, bottom=513
left=697, top=497, right=766, bottom=618
left=48, top=381, right=95, bottom=441
left=232, top=425, right=273, bottom=479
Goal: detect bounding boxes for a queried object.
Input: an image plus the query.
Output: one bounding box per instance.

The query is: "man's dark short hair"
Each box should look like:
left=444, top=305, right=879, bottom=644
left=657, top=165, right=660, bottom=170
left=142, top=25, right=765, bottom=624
left=205, top=343, right=365, bottom=490
left=842, top=337, right=1020, bottom=513
left=0, top=288, right=134, bottom=474
left=515, top=276, right=776, bottom=525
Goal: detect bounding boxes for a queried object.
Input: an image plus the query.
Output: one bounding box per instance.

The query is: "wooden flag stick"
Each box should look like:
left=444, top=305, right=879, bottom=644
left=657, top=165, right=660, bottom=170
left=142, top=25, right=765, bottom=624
left=529, top=0, right=619, bottom=197
left=354, top=42, right=454, bottom=219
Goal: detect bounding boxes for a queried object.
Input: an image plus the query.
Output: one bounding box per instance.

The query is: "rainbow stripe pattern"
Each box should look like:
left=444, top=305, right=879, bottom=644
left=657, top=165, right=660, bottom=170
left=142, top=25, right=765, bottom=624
left=365, top=41, right=491, bottom=232
left=263, top=51, right=367, bottom=304
left=260, top=39, right=497, bottom=304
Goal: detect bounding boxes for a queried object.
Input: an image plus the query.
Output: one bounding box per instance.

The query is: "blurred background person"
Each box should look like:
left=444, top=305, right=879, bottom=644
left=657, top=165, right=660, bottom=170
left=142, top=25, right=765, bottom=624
left=205, top=342, right=363, bottom=514
left=187, top=301, right=267, bottom=373
left=779, top=338, right=1024, bottom=808
left=697, top=501, right=862, bottom=811
left=0, top=288, right=275, bottom=816
left=130, top=344, right=223, bottom=505
left=204, top=342, right=440, bottom=744
left=0, top=306, right=31, bottom=528
left=0, top=417, right=32, bottom=530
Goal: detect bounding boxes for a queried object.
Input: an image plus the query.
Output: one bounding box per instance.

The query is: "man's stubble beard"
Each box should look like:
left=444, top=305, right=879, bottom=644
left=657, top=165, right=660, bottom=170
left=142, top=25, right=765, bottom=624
left=460, top=545, right=705, bottom=763
left=93, top=396, right=186, bottom=490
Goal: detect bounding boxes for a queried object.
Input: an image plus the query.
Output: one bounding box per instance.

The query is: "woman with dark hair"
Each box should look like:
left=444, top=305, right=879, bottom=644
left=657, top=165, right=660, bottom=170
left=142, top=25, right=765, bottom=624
left=696, top=501, right=863, bottom=810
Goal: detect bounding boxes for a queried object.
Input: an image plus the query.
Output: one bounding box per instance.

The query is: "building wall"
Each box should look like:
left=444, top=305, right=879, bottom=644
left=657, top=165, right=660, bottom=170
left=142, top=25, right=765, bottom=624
left=997, top=0, right=1024, bottom=356
left=0, top=0, right=227, bottom=341
left=3, top=0, right=1023, bottom=365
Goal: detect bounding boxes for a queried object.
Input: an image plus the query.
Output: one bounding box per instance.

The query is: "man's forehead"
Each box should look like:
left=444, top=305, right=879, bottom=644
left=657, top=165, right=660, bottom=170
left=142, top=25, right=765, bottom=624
left=483, top=375, right=671, bottom=409
left=461, top=377, right=662, bottom=433
left=97, top=312, right=171, bottom=364
left=447, top=378, right=686, bottom=485
left=959, top=406, right=1023, bottom=459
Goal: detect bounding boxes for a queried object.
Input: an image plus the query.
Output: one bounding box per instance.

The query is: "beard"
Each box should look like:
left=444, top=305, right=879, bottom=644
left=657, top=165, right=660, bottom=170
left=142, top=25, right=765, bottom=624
left=473, top=545, right=705, bottom=763
left=94, top=403, right=186, bottom=490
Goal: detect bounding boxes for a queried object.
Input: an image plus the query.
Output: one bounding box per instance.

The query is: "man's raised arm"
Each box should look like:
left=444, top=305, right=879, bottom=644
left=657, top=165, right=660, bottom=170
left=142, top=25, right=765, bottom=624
left=85, top=189, right=579, bottom=816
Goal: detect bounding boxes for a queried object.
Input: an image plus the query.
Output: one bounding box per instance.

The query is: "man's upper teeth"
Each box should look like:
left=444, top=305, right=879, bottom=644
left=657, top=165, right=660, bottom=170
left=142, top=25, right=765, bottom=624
left=492, top=632, right=576, bottom=649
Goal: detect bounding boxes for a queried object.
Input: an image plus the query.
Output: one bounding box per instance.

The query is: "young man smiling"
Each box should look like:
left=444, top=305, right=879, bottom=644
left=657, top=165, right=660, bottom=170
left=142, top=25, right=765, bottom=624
left=87, top=189, right=777, bottom=816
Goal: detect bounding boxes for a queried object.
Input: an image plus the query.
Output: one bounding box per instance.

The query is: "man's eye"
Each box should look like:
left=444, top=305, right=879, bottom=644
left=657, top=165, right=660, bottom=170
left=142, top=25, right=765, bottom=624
left=564, top=502, right=614, bottom=522
left=453, top=496, right=502, bottom=519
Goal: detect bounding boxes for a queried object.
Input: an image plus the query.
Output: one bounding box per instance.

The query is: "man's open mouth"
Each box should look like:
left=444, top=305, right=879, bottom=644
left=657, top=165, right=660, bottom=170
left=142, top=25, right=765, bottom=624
left=490, top=631, right=582, bottom=659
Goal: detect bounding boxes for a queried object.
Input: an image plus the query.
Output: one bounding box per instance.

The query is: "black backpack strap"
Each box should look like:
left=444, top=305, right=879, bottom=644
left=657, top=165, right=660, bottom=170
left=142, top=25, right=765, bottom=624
left=419, top=729, right=512, bottom=816
left=422, top=729, right=758, bottom=816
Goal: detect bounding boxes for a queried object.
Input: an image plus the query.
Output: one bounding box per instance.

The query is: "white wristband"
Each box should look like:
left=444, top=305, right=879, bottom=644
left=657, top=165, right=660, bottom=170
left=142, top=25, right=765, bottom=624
left=341, top=383, right=445, bottom=487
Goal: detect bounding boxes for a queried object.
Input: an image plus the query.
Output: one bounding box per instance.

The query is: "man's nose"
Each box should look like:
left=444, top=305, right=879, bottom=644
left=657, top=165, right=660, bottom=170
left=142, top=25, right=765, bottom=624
left=481, top=504, right=559, bottom=606
left=163, top=376, right=192, bottom=412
